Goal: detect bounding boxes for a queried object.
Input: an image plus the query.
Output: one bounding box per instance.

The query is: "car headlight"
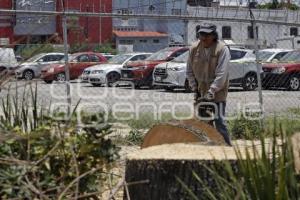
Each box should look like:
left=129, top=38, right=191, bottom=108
left=271, top=67, right=286, bottom=74
left=47, top=68, right=55, bottom=73
left=168, top=66, right=184, bottom=71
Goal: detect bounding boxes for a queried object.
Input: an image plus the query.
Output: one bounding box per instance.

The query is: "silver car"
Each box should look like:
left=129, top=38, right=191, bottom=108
left=15, top=53, right=65, bottom=80
left=153, top=48, right=262, bottom=91
left=81, top=53, right=151, bottom=86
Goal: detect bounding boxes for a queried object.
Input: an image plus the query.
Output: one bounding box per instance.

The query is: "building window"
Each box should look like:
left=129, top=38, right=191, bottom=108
left=248, top=26, right=258, bottom=39
left=140, top=39, right=147, bottom=43
left=171, top=9, right=181, bottom=15
left=117, top=9, right=133, bottom=20
left=290, top=27, right=298, bottom=36
left=153, top=39, right=160, bottom=43
left=196, top=25, right=201, bottom=39
left=117, top=9, right=132, bottom=14
left=222, top=26, right=231, bottom=39
left=119, top=40, right=134, bottom=45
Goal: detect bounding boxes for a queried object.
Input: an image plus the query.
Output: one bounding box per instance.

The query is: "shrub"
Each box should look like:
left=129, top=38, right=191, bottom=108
left=180, top=122, right=300, bottom=200
left=0, top=83, right=120, bottom=199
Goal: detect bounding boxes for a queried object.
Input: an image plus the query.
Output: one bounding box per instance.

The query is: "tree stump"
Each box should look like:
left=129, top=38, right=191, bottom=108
left=124, top=144, right=246, bottom=200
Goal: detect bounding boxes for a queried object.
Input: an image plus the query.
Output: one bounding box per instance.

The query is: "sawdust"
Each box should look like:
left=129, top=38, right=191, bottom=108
left=127, top=143, right=257, bottom=161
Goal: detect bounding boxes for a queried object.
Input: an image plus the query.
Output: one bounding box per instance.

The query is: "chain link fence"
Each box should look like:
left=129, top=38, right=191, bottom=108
left=0, top=3, right=300, bottom=131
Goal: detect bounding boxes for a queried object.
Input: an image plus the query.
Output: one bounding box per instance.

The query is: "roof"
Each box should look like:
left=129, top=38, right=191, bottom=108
left=113, top=31, right=168, bottom=38
left=259, top=48, right=293, bottom=53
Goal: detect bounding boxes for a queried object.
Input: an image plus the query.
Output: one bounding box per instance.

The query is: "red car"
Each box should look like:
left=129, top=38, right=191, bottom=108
left=41, top=52, right=107, bottom=83
left=120, top=47, right=189, bottom=88
left=262, top=50, right=300, bottom=91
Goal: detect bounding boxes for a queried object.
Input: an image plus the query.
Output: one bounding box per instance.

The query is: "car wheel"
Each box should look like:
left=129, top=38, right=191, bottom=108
left=44, top=80, right=53, bottom=84
left=92, top=83, right=101, bottom=87
left=56, top=73, right=66, bottom=82
left=107, top=72, right=120, bottom=87
left=23, top=70, right=34, bottom=80
left=165, top=87, right=174, bottom=91
left=288, top=75, right=300, bottom=91
left=184, top=80, right=192, bottom=93
left=134, top=84, right=140, bottom=89
left=242, top=73, right=258, bottom=91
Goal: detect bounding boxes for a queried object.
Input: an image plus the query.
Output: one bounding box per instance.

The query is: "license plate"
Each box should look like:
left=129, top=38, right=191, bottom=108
left=123, top=73, right=128, bottom=78
left=155, top=76, right=162, bottom=81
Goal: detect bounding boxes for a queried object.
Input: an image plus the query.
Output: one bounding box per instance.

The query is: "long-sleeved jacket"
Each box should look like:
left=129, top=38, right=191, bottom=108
left=186, top=40, right=231, bottom=102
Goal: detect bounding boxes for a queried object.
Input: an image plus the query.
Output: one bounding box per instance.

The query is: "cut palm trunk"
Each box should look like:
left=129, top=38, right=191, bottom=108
left=124, top=144, right=247, bottom=200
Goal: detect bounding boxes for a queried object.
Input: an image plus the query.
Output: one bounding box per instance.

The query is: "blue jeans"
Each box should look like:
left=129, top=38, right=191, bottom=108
left=214, top=102, right=231, bottom=146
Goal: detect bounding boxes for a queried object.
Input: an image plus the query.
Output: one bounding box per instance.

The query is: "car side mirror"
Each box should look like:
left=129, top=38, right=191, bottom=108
left=272, top=58, right=279, bottom=62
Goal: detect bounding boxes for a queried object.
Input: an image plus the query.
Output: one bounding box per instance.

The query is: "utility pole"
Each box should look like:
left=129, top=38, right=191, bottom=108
left=249, top=1, right=264, bottom=127
left=61, top=0, right=71, bottom=116
left=99, top=0, right=102, bottom=44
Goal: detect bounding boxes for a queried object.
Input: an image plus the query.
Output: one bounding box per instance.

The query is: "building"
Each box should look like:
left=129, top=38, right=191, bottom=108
left=56, top=0, right=112, bottom=45
left=113, top=31, right=168, bottom=52
left=112, top=0, right=187, bottom=52
left=0, top=0, right=14, bottom=46
left=187, top=6, right=300, bottom=48
left=0, top=0, right=112, bottom=47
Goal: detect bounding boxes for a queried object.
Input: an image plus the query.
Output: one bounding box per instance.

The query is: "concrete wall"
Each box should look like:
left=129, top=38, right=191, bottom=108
left=56, top=0, right=112, bottom=44
left=187, top=6, right=299, bottom=48
left=112, top=0, right=186, bottom=44
left=116, top=36, right=168, bottom=52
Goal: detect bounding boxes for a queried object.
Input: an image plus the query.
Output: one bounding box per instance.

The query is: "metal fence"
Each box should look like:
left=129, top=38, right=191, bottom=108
left=1, top=4, right=300, bottom=127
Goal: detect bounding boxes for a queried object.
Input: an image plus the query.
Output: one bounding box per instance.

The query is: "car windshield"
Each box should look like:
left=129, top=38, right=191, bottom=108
left=146, top=48, right=174, bottom=61
left=257, top=51, right=274, bottom=61
left=26, top=54, right=44, bottom=62
left=172, top=51, right=189, bottom=63
left=279, top=51, right=300, bottom=62
left=108, top=54, right=132, bottom=64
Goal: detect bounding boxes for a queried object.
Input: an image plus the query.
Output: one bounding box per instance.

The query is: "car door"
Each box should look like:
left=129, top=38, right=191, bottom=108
left=71, top=54, right=90, bottom=78
left=36, top=55, right=64, bottom=76
left=271, top=52, right=289, bottom=62
left=229, top=50, right=248, bottom=80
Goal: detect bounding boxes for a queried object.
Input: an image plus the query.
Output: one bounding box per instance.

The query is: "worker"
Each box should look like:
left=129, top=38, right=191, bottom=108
left=186, top=23, right=232, bottom=146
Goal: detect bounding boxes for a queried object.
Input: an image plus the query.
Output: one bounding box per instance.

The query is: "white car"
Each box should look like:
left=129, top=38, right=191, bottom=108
left=257, top=48, right=292, bottom=63
left=153, top=48, right=262, bottom=91
left=0, top=48, right=18, bottom=72
left=153, top=51, right=190, bottom=91
left=81, top=53, right=151, bottom=86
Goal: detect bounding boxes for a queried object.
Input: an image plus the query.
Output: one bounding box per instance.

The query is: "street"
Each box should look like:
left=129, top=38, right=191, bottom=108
left=1, top=80, right=300, bottom=119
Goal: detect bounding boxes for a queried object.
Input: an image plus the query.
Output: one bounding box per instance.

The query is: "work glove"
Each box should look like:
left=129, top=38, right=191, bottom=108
left=203, top=89, right=215, bottom=101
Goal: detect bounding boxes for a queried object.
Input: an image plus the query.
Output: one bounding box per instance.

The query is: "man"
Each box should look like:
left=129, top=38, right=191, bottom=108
left=186, top=23, right=232, bottom=146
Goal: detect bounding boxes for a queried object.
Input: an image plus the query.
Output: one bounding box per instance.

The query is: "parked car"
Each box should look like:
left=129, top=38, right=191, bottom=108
left=15, top=53, right=65, bottom=80
left=84, top=53, right=151, bottom=87
left=41, top=52, right=107, bottom=83
left=153, top=47, right=261, bottom=91
left=257, top=49, right=292, bottom=63
left=153, top=51, right=190, bottom=91
left=120, top=47, right=189, bottom=88
left=0, top=48, right=18, bottom=73
left=262, top=50, right=300, bottom=91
